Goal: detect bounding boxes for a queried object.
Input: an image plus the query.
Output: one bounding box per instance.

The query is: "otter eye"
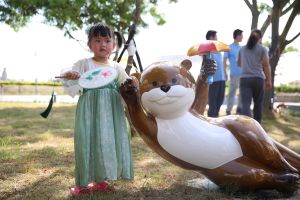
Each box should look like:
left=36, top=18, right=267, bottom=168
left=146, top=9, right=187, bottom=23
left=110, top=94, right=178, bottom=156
left=171, top=78, right=177, bottom=84
left=152, top=81, right=158, bottom=87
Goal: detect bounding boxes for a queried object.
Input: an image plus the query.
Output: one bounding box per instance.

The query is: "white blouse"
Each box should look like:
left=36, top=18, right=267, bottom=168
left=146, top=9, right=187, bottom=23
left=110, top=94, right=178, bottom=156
left=63, top=58, right=129, bottom=97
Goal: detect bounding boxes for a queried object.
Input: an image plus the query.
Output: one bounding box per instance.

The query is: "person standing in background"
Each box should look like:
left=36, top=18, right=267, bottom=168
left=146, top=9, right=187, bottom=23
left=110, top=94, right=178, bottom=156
left=0, top=67, right=7, bottom=95
left=1, top=68, right=7, bottom=80
left=223, top=29, right=243, bottom=115
left=206, top=30, right=226, bottom=117
left=237, top=29, right=272, bottom=123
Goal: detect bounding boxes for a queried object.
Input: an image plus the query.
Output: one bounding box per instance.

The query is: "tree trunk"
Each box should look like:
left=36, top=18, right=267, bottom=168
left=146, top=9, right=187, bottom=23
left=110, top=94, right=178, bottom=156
left=250, top=0, right=259, bottom=29
left=251, top=11, right=259, bottom=29
left=263, top=49, right=280, bottom=112
left=263, top=0, right=280, bottom=115
left=125, top=0, right=141, bottom=138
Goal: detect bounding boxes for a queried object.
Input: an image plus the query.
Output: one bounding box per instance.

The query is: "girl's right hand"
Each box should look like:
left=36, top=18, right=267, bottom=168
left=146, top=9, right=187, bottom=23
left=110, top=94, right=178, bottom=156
left=64, top=72, right=80, bottom=80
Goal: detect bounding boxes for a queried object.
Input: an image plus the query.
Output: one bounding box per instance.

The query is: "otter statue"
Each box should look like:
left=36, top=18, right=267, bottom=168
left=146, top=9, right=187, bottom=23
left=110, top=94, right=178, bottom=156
left=120, top=58, right=300, bottom=193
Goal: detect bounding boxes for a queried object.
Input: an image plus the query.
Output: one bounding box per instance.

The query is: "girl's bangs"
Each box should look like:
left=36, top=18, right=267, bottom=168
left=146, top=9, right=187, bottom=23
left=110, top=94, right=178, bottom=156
left=91, top=25, right=112, bottom=38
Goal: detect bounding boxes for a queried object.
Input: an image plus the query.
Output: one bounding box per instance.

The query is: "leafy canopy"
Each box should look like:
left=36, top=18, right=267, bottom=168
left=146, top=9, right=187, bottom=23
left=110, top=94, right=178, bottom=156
left=0, top=0, right=177, bottom=33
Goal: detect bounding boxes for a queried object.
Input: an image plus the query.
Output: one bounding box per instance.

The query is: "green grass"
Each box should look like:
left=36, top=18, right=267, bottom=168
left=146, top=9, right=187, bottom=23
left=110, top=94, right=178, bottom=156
left=0, top=102, right=300, bottom=200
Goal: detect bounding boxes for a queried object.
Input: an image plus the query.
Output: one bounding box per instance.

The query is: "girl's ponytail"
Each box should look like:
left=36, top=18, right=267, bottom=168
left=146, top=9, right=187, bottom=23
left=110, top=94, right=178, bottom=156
left=114, top=31, right=124, bottom=50
left=246, top=29, right=262, bottom=50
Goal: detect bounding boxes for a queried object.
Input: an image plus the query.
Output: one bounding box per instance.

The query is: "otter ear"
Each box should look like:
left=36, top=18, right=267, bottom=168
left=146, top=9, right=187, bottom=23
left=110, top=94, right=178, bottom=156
left=180, top=59, right=192, bottom=71
left=130, top=72, right=141, bottom=82
left=179, top=60, right=196, bottom=84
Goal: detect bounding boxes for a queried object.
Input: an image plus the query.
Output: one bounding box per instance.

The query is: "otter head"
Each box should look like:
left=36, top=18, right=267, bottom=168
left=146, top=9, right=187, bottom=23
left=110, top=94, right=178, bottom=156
left=140, top=60, right=196, bottom=119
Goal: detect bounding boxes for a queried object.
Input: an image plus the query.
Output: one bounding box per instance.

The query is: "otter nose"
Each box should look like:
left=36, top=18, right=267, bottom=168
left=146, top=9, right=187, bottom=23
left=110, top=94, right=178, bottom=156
left=160, top=85, right=171, bottom=93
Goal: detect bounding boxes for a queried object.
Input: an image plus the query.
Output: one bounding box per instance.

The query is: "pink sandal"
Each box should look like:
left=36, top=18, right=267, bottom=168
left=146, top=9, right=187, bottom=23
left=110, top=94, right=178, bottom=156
left=87, top=181, right=115, bottom=192
left=70, top=186, right=91, bottom=197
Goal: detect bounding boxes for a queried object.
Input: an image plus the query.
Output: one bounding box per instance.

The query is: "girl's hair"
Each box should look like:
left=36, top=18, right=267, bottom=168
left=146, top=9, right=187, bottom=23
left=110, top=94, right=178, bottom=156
left=86, top=23, right=123, bottom=49
left=246, top=29, right=262, bottom=49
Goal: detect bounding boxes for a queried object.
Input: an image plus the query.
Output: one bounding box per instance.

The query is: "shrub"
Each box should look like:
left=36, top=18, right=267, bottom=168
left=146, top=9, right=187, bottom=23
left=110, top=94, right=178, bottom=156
left=275, top=84, right=300, bottom=93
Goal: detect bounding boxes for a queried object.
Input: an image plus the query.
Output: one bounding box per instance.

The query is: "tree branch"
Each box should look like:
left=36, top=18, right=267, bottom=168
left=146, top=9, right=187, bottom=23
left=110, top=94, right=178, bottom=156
left=286, top=32, right=300, bottom=46
left=244, top=0, right=253, bottom=11
left=134, top=0, right=141, bottom=24
left=65, top=30, right=79, bottom=42
left=252, top=0, right=258, bottom=11
left=282, top=0, right=296, bottom=15
left=279, top=1, right=300, bottom=45
left=64, top=29, right=89, bottom=52
left=260, top=15, right=271, bottom=34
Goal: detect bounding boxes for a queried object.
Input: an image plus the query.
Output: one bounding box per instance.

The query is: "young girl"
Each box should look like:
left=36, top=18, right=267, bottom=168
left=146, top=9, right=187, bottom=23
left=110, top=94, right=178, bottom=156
left=62, top=23, right=134, bottom=196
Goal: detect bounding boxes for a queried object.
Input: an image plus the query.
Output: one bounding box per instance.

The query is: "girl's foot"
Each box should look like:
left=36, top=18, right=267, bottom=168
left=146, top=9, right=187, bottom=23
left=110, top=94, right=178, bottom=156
left=70, top=186, right=91, bottom=197
left=87, top=181, right=115, bottom=192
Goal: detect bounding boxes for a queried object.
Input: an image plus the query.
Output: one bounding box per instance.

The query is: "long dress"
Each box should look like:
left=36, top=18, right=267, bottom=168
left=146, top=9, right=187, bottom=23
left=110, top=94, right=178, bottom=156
left=64, top=58, right=134, bottom=187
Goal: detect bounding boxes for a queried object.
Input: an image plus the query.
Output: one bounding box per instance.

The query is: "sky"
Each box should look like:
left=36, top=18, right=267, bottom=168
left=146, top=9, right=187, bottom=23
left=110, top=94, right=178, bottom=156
left=0, top=0, right=299, bottom=84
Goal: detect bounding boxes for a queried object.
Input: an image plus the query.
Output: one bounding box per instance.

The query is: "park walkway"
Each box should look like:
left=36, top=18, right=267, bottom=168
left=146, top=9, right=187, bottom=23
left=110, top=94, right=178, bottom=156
left=1, top=95, right=299, bottom=113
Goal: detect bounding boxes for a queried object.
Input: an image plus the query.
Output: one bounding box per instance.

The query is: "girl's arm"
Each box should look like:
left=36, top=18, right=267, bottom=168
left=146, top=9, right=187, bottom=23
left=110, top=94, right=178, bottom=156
left=62, top=59, right=86, bottom=97
left=115, top=62, right=130, bottom=85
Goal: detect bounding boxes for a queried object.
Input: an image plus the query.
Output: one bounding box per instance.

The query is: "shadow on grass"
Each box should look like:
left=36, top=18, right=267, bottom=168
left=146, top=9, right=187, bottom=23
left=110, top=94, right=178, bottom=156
left=1, top=178, right=220, bottom=200
left=2, top=138, right=300, bottom=200
left=0, top=146, right=74, bottom=183
left=69, top=183, right=299, bottom=200
left=0, top=167, right=73, bottom=200
left=2, top=176, right=299, bottom=200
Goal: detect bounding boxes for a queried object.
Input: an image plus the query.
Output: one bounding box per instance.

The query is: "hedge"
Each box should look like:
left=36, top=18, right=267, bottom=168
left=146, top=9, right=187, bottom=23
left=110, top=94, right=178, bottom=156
left=275, top=84, right=300, bottom=93
left=0, top=81, right=63, bottom=86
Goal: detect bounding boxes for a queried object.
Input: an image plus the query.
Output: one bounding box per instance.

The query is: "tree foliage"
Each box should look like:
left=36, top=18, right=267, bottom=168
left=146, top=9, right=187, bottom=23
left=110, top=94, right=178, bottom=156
left=244, top=0, right=300, bottom=50
left=243, top=0, right=300, bottom=112
left=0, top=0, right=177, bottom=33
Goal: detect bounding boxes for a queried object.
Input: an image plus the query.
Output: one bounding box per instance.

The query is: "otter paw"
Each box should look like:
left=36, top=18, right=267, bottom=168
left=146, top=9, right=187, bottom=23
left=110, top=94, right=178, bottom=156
left=275, top=173, right=299, bottom=195
left=200, top=58, right=216, bottom=79
left=120, top=78, right=139, bottom=101
left=275, top=173, right=299, bottom=184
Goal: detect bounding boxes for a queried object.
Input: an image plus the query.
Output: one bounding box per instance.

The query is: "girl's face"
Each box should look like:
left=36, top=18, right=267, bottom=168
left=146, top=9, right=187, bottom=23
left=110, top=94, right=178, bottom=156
left=88, top=35, right=115, bottom=61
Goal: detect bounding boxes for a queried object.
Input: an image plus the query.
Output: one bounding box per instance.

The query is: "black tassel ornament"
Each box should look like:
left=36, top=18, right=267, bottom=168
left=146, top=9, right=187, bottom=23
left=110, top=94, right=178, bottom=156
left=40, top=92, right=55, bottom=118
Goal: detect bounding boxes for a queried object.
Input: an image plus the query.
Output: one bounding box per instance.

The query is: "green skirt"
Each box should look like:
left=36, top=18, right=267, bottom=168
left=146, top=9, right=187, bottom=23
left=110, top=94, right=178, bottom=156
left=74, top=83, right=134, bottom=186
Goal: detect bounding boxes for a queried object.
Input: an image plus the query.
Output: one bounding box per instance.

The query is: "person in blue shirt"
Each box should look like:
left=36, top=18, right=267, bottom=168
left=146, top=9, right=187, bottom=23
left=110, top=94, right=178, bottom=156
left=223, top=29, right=243, bottom=115
left=206, top=30, right=226, bottom=117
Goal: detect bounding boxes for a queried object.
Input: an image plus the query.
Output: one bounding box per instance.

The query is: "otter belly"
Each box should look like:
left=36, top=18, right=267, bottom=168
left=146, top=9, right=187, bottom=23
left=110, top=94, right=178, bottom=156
left=156, top=113, right=243, bottom=169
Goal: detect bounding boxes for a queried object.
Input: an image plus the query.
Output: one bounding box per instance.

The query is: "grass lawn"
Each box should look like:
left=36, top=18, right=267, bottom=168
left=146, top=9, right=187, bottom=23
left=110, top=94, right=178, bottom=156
left=0, top=102, right=300, bottom=200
